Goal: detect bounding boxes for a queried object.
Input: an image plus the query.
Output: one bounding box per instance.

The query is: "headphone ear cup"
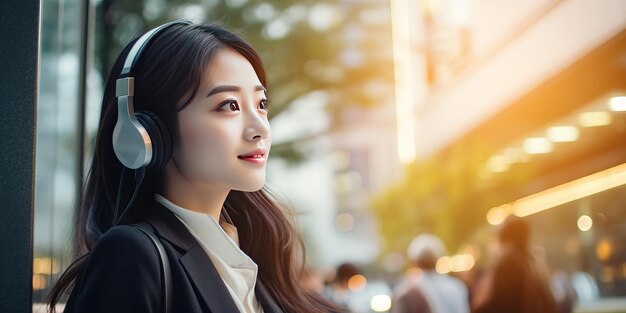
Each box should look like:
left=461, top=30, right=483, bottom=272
left=135, top=110, right=172, bottom=171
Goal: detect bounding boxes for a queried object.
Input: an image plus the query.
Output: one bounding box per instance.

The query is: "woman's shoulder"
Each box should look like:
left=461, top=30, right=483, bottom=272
left=66, top=225, right=163, bottom=312
left=89, top=224, right=160, bottom=264
left=76, top=224, right=163, bottom=291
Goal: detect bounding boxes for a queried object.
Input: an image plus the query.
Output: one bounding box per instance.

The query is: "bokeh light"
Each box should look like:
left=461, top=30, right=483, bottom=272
left=577, top=215, right=593, bottom=232
left=370, top=294, right=392, bottom=312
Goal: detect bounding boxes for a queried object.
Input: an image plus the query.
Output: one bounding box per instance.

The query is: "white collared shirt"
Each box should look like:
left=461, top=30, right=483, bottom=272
left=154, top=193, right=264, bottom=313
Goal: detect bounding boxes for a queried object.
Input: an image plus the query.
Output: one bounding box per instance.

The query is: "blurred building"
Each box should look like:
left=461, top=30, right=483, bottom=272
left=389, top=0, right=626, bottom=310
left=267, top=0, right=402, bottom=270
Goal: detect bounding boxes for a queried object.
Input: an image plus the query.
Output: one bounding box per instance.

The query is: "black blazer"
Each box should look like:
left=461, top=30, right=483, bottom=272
left=64, top=200, right=285, bottom=313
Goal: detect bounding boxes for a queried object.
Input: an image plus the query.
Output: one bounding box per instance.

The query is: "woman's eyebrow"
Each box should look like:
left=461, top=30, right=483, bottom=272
left=206, top=85, right=267, bottom=97
left=207, top=85, right=239, bottom=97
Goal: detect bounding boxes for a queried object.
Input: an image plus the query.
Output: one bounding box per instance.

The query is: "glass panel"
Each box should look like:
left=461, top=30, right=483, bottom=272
left=33, top=0, right=82, bottom=309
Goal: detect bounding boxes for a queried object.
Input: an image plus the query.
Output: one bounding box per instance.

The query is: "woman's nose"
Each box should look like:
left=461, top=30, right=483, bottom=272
left=243, top=111, right=270, bottom=142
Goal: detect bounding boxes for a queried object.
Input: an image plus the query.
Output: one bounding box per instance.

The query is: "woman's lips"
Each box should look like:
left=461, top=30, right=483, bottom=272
left=237, top=149, right=267, bottom=164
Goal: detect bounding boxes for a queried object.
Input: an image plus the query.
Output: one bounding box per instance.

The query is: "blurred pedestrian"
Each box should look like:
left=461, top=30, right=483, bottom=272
left=323, top=263, right=361, bottom=309
left=392, top=234, right=470, bottom=313
left=472, top=216, right=558, bottom=313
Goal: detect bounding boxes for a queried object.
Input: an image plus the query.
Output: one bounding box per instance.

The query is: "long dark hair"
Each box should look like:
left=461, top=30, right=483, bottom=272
left=48, top=23, right=344, bottom=313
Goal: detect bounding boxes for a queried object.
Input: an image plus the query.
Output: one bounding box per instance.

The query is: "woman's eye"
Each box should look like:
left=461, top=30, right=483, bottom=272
left=217, top=100, right=240, bottom=112
left=259, top=99, right=270, bottom=111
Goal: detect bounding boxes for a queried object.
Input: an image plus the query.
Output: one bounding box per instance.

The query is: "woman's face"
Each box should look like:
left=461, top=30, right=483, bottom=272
left=172, top=48, right=271, bottom=192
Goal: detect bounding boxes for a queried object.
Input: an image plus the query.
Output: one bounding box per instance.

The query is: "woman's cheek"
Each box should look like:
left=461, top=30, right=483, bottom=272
left=187, top=125, right=231, bottom=176
left=178, top=123, right=209, bottom=177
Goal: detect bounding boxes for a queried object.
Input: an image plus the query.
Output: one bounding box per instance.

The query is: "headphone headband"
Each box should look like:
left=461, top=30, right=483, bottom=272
left=119, top=19, right=193, bottom=80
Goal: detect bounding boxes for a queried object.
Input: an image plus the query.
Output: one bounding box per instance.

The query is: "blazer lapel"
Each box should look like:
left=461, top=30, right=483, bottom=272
left=145, top=202, right=240, bottom=313
left=179, top=245, right=240, bottom=313
left=255, top=279, right=285, bottom=313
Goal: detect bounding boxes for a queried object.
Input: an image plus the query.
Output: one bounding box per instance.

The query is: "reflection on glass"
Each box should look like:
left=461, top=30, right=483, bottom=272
left=34, top=0, right=81, bottom=307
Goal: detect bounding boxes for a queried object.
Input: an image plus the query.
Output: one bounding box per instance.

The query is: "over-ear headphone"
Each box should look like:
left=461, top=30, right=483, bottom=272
left=112, top=20, right=192, bottom=170
left=110, top=20, right=192, bottom=226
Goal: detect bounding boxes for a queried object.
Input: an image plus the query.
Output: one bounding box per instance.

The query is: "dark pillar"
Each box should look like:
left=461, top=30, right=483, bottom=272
left=0, top=0, right=40, bottom=311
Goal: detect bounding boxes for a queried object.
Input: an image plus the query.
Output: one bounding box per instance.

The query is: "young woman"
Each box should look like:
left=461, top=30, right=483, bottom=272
left=48, top=21, right=345, bottom=313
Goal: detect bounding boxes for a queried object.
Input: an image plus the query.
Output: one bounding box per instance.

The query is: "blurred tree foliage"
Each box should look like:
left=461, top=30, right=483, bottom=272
left=371, top=140, right=538, bottom=259
left=95, top=0, right=394, bottom=163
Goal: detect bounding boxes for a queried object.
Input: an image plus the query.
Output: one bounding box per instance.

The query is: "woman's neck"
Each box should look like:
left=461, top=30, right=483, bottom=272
left=162, top=164, right=230, bottom=221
